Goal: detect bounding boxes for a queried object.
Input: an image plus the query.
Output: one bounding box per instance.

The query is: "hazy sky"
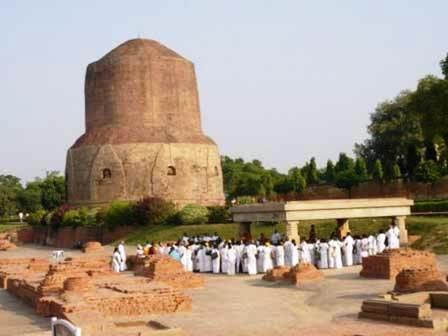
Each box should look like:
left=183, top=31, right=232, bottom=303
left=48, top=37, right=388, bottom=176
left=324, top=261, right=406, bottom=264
left=1, top=1, right=447, bottom=183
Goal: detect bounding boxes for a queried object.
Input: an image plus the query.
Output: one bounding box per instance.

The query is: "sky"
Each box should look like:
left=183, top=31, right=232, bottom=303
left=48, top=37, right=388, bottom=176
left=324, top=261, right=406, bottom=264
left=1, top=1, right=447, bottom=183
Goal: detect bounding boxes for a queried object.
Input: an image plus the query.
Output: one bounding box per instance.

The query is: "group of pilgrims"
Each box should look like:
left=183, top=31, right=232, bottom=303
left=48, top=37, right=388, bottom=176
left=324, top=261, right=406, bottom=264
left=111, top=223, right=402, bottom=275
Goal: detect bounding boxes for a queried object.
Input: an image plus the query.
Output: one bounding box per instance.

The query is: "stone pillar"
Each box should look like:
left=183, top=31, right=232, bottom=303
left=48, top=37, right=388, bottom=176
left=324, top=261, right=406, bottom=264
left=394, top=216, right=408, bottom=245
left=285, top=221, right=300, bottom=243
left=336, top=218, right=350, bottom=239
left=239, top=222, right=252, bottom=240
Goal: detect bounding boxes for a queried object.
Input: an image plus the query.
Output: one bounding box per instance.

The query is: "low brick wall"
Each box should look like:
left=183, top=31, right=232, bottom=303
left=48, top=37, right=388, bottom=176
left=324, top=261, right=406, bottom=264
left=17, top=226, right=134, bottom=248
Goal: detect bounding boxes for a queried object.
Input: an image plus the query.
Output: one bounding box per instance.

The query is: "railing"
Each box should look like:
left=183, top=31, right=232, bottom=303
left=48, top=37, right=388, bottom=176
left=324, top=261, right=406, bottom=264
left=51, top=317, right=81, bottom=336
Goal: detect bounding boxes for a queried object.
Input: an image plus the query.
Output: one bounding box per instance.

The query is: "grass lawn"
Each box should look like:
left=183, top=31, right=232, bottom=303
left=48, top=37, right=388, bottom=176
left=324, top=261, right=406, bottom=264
left=125, top=216, right=448, bottom=254
left=0, top=222, right=28, bottom=233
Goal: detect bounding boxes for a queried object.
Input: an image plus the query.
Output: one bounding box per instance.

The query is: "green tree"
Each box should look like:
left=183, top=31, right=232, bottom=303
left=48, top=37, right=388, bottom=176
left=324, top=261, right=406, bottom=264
left=392, top=163, right=402, bottom=180
left=335, top=153, right=354, bottom=173
left=0, top=175, right=23, bottom=217
left=305, top=157, right=319, bottom=185
left=406, top=143, right=421, bottom=180
left=415, top=160, right=441, bottom=183
left=372, top=159, right=384, bottom=182
left=354, top=157, right=368, bottom=180
left=39, top=172, right=65, bottom=210
left=288, top=167, right=307, bottom=193
left=16, top=182, right=42, bottom=213
left=325, top=160, right=336, bottom=183
left=441, top=53, right=448, bottom=79
left=334, top=169, right=360, bottom=190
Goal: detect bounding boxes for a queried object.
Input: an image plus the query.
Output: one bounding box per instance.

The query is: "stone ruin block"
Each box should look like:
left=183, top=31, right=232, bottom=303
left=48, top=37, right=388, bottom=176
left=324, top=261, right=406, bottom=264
left=134, top=255, right=204, bottom=289
left=393, top=267, right=448, bottom=294
left=262, top=266, right=290, bottom=282
left=288, top=263, right=323, bottom=286
left=82, top=241, right=104, bottom=253
left=262, top=263, right=323, bottom=286
left=0, top=239, right=16, bottom=251
left=360, top=248, right=437, bottom=279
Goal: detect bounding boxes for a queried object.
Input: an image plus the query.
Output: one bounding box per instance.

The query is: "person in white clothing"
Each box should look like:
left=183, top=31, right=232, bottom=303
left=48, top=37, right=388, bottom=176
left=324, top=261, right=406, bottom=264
left=211, top=245, right=221, bottom=274
left=261, top=243, right=274, bottom=272
left=185, top=245, right=194, bottom=272
left=291, top=239, right=299, bottom=267
left=178, top=243, right=188, bottom=271
left=220, top=244, right=228, bottom=274
left=136, top=244, right=144, bottom=258
left=300, top=240, right=311, bottom=264
left=271, top=230, right=281, bottom=245
left=275, top=242, right=285, bottom=267
left=112, top=247, right=122, bottom=273
left=367, top=234, right=377, bottom=255
left=117, top=241, right=127, bottom=271
left=256, top=243, right=264, bottom=273
left=376, top=230, right=386, bottom=253
left=360, top=235, right=369, bottom=259
left=343, top=233, right=355, bottom=266
left=318, top=240, right=329, bottom=269
left=283, top=239, right=294, bottom=267
left=245, top=241, right=258, bottom=275
left=226, top=243, right=237, bottom=275
left=386, top=224, right=400, bottom=249
left=355, top=237, right=363, bottom=264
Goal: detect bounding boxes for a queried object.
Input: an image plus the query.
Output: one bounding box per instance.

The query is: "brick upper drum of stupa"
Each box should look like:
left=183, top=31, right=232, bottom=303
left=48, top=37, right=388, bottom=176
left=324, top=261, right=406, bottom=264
left=65, top=38, right=225, bottom=207
left=360, top=248, right=437, bottom=279
left=262, top=263, right=323, bottom=285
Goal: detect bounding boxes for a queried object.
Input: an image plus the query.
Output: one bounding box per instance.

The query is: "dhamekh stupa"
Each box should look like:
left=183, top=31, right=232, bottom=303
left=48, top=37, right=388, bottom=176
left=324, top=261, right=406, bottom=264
left=65, top=38, right=225, bottom=206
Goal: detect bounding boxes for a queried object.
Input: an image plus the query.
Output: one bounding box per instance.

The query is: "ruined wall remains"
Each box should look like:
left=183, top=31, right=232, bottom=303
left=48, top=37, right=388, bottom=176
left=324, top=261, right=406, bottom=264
left=360, top=248, right=437, bottom=280
left=134, top=254, right=204, bottom=289
left=394, top=268, right=448, bottom=294
left=262, top=263, right=323, bottom=285
left=66, top=39, right=225, bottom=207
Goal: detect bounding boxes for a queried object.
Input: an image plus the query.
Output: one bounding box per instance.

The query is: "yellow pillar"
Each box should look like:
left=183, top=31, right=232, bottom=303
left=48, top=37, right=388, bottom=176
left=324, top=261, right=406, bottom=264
left=394, top=216, right=408, bottom=245
left=285, top=221, right=300, bottom=243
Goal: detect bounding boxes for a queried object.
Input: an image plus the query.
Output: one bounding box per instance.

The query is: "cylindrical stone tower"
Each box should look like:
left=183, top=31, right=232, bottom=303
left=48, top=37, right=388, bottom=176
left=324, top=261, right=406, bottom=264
left=66, top=39, right=225, bottom=206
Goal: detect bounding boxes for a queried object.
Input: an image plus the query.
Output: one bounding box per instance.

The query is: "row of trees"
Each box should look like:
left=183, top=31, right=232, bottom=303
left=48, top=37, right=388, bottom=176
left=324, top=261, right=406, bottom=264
left=355, top=53, right=448, bottom=183
left=0, top=172, right=65, bottom=218
left=222, top=154, right=407, bottom=199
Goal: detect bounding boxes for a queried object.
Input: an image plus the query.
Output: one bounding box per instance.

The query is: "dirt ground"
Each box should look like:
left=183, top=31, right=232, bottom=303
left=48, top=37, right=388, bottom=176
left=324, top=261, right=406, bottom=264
left=0, top=245, right=447, bottom=336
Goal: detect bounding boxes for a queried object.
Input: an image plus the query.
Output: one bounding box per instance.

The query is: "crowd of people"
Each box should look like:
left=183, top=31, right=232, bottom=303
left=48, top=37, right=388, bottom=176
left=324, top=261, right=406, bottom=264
left=111, top=223, right=402, bottom=275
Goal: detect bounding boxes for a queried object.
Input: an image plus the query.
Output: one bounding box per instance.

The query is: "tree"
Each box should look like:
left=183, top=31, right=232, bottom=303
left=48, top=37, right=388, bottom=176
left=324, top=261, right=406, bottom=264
left=325, top=160, right=336, bottom=183
left=305, top=157, right=319, bottom=185
left=372, top=159, right=384, bottom=182
left=415, top=160, right=441, bottom=183
left=335, top=169, right=360, bottom=190
left=0, top=175, right=22, bottom=217
left=441, top=53, right=448, bottom=79
left=288, top=167, right=307, bottom=193
left=354, top=157, right=368, bottom=180
left=392, top=163, right=402, bottom=180
left=39, top=171, right=65, bottom=210
left=16, top=181, right=42, bottom=213
left=406, top=143, right=421, bottom=180
left=335, top=153, right=354, bottom=173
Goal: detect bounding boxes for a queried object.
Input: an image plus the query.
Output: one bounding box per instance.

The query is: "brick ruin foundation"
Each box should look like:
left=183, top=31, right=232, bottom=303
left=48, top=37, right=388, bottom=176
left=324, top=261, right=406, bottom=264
left=0, top=254, right=196, bottom=335
left=262, top=263, right=323, bottom=286
left=82, top=241, right=104, bottom=253
left=0, top=239, right=17, bottom=251
left=360, top=248, right=437, bottom=279
left=394, top=267, right=448, bottom=294
left=133, top=254, right=205, bottom=289
left=359, top=251, right=448, bottom=331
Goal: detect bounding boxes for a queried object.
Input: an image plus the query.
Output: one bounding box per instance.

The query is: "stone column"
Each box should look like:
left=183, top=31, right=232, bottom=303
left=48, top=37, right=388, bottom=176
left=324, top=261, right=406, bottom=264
left=394, top=216, right=408, bottom=245
left=285, top=221, right=300, bottom=243
left=239, top=222, right=252, bottom=240
left=336, top=218, right=350, bottom=239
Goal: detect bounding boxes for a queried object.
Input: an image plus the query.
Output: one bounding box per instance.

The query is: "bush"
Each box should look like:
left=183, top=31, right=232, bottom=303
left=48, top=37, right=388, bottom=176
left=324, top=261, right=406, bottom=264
left=104, top=201, right=135, bottom=229
left=412, top=199, right=448, bottom=213
left=27, top=210, right=47, bottom=226
left=178, top=204, right=209, bottom=225
left=415, top=160, right=441, bottom=183
left=61, top=208, right=96, bottom=228
left=133, top=197, right=176, bottom=226
left=207, top=206, right=230, bottom=223
left=50, top=204, right=72, bottom=230
left=237, top=196, right=255, bottom=204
